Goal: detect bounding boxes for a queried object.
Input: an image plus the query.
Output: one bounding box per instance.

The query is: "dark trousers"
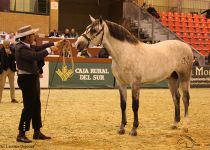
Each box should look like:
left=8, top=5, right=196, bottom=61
left=17, top=74, right=42, bottom=131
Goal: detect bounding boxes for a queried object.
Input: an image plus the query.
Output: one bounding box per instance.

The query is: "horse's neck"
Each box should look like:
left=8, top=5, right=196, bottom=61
left=102, top=34, right=127, bottom=62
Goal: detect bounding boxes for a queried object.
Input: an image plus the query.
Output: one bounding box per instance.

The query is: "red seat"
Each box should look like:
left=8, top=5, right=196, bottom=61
left=204, top=38, right=209, bottom=45
left=203, top=33, right=209, bottom=38
left=188, top=27, right=195, bottom=33
left=183, top=37, right=190, bottom=43
left=182, top=32, right=188, bottom=38
left=181, top=26, right=187, bottom=32
left=168, top=21, right=174, bottom=27
left=168, top=12, right=173, bottom=17
left=190, top=38, right=197, bottom=44
left=176, top=32, right=182, bottom=37
left=169, top=26, right=175, bottom=32
left=199, top=14, right=205, bottom=19
left=187, top=22, right=194, bottom=27
left=193, top=18, right=200, bottom=23
left=200, top=23, right=207, bottom=28
left=195, top=33, right=201, bottom=39
left=191, top=44, right=199, bottom=49
left=174, top=17, right=180, bottom=22
left=161, top=20, right=168, bottom=26
left=174, top=12, right=180, bottom=17
left=168, top=16, right=174, bottom=22
left=189, top=32, right=195, bottom=38
left=181, top=22, right=187, bottom=27
left=187, top=18, right=193, bottom=22
left=175, top=26, right=181, bottom=32
left=181, top=17, right=187, bottom=23
left=186, top=13, right=192, bottom=18
left=201, top=28, right=208, bottom=33
left=161, top=16, right=167, bottom=21
left=174, top=21, right=181, bottom=27
left=200, top=18, right=206, bottom=23
left=192, top=14, right=198, bottom=18
left=195, top=27, right=201, bottom=33
left=180, top=13, right=186, bottom=18
left=160, top=11, right=167, bottom=17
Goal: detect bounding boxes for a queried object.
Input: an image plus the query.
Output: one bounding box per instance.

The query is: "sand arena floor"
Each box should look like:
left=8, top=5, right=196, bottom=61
left=0, top=88, right=209, bottom=150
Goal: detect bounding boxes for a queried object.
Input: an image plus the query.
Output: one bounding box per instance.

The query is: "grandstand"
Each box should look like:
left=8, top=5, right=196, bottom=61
left=126, top=0, right=210, bottom=66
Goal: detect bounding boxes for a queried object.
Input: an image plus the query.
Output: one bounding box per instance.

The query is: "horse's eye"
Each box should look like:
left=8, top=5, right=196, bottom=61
left=90, top=28, right=97, bottom=34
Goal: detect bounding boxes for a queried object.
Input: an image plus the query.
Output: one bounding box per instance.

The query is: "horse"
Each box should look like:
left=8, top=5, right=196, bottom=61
left=75, top=15, right=193, bottom=136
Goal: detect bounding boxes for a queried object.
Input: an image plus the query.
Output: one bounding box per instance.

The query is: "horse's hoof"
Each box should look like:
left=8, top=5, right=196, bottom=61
left=171, top=125, right=178, bottom=130
left=182, top=127, right=188, bottom=133
left=129, top=130, right=137, bottom=136
left=118, top=128, right=125, bottom=135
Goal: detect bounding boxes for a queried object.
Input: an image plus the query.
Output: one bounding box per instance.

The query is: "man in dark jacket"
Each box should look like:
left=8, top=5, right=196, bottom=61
left=147, top=4, right=160, bottom=19
left=15, top=25, right=63, bottom=143
left=0, top=40, right=18, bottom=103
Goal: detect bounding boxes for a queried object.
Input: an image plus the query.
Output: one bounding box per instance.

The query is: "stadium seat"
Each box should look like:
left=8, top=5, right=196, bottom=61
left=174, top=12, right=180, bottom=17
left=182, top=32, right=188, bottom=38
left=168, top=12, right=173, bottom=17
left=183, top=37, right=190, bottom=43
left=180, top=13, right=186, bottom=18
left=160, top=11, right=167, bottom=17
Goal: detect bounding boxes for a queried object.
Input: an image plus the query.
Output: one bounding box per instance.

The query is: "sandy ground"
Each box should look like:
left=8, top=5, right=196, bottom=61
left=0, top=88, right=210, bottom=150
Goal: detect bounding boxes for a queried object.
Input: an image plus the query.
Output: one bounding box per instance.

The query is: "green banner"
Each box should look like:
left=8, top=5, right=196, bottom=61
left=49, top=62, right=115, bottom=88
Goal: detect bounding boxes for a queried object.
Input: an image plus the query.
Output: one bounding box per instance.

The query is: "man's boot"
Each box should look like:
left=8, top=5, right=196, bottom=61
left=16, top=131, right=32, bottom=143
left=33, top=130, right=51, bottom=140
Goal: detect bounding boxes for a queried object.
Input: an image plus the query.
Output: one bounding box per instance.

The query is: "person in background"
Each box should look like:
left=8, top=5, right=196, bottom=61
left=147, top=4, right=160, bottom=19
left=63, top=28, right=70, bottom=38
left=0, top=40, right=18, bottom=103
left=193, top=56, right=200, bottom=67
left=69, top=28, right=78, bottom=38
left=15, top=25, right=63, bottom=143
left=201, top=9, right=210, bottom=19
left=98, top=47, right=109, bottom=58
left=77, top=48, right=91, bottom=58
left=48, top=29, right=59, bottom=37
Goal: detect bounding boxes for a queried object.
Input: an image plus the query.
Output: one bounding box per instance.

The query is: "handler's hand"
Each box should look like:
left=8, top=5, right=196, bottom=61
left=50, top=46, right=59, bottom=52
left=55, top=39, right=65, bottom=49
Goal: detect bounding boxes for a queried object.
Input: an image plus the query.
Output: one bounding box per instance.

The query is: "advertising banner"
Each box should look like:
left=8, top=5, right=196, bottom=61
left=49, top=62, right=115, bottom=88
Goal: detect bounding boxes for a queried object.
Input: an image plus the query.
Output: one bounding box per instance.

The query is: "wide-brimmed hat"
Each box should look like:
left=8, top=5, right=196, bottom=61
left=16, top=25, right=39, bottom=38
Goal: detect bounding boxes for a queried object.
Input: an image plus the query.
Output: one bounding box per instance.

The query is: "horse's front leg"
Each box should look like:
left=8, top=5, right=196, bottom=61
left=118, top=85, right=127, bottom=135
left=129, top=84, right=140, bottom=136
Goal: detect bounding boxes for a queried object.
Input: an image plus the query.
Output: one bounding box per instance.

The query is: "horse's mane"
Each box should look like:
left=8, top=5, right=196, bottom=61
left=105, top=20, right=139, bottom=45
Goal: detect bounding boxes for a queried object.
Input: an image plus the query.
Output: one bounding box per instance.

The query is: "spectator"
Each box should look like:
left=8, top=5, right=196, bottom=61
left=69, top=28, right=78, bottom=38
left=77, top=49, right=91, bottom=58
left=63, top=28, right=70, bottom=38
left=98, top=48, right=109, bottom=58
left=193, top=56, right=199, bottom=67
left=0, top=40, right=18, bottom=103
left=201, top=9, right=210, bottom=19
left=49, top=29, right=59, bottom=37
left=147, top=4, right=160, bottom=19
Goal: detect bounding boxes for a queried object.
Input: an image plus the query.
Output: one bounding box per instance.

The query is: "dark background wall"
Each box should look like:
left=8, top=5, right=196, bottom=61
left=58, top=0, right=123, bottom=35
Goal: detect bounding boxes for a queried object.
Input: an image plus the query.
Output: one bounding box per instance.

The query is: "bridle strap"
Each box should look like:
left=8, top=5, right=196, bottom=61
left=82, top=25, right=104, bottom=47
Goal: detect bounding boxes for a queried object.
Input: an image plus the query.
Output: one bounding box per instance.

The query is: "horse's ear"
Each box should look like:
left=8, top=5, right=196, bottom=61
left=99, top=16, right=103, bottom=24
left=89, top=15, right=95, bottom=22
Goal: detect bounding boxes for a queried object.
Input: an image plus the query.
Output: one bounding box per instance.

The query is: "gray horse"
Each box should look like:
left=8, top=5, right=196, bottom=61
left=75, top=16, right=193, bottom=136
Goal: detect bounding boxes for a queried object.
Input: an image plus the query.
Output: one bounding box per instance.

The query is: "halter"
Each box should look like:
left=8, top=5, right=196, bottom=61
left=81, top=23, right=104, bottom=47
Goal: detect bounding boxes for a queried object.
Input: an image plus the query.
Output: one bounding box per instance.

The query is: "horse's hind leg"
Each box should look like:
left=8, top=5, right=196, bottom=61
left=129, top=83, right=140, bottom=136
left=168, top=73, right=181, bottom=129
left=180, top=78, right=190, bottom=132
left=117, top=83, right=127, bottom=135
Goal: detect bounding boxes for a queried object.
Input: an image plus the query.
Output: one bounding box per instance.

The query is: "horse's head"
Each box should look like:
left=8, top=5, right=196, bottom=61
left=75, top=15, right=104, bottom=51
